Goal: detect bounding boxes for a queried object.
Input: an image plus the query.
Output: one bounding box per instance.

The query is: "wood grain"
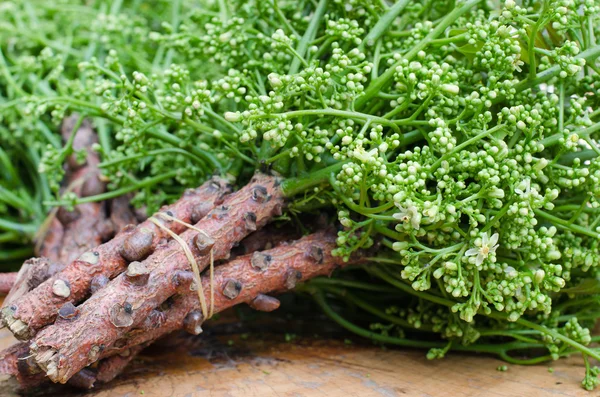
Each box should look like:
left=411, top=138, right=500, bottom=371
left=0, top=322, right=591, bottom=397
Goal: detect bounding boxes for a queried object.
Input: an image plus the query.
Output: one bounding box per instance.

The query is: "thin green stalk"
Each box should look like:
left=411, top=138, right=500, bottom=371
left=311, top=290, right=544, bottom=357
left=360, top=0, right=411, bottom=48
left=99, top=148, right=208, bottom=169
left=251, top=108, right=401, bottom=134
left=541, top=121, right=600, bottom=148
left=311, top=290, right=446, bottom=349
left=0, top=247, right=34, bottom=262
left=0, top=219, right=38, bottom=236
left=146, top=129, right=222, bottom=171
left=95, top=118, right=112, bottom=154
left=516, top=318, right=600, bottom=363
left=288, top=0, right=327, bottom=74
left=371, top=266, right=600, bottom=365
left=0, top=48, right=26, bottom=96
left=370, top=266, right=454, bottom=307
left=557, top=149, right=598, bottom=165
left=273, top=0, right=299, bottom=37
left=280, top=161, right=347, bottom=196
left=44, top=171, right=179, bottom=206
left=534, top=209, right=600, bottom=239
left=512, top=44, right=600, bottom=98
left=527, top=20, right=540, bottom=81
left=309, top=277, right=401, bottom=293
left=0, top=232, right=20, bottom=244
left=0, top=146, right=18, bottom=184
left=218, top=0, right=230, bottom=22
left=324, top=285, right=435, bottom=332
left=430, top=124, right=505, bottom=172
left=356, top=0, right=482, bottom=109
left=56, top=114, right=85, bottom=165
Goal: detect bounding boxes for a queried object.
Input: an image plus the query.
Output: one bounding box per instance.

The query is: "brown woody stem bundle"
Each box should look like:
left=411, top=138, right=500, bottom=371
left=101, top=230, right=351, bottom=359
left=30, top=174, right=284, bottom=383
left=2, top=177, right=232, bottom=340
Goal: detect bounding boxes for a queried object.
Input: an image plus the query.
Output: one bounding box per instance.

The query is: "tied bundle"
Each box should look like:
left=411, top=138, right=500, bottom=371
left=2, top=0, right=600, bottom=392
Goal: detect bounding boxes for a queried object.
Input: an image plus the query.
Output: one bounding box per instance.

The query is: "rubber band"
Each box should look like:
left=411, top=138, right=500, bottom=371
left=149, top=212, right=215, bottom=320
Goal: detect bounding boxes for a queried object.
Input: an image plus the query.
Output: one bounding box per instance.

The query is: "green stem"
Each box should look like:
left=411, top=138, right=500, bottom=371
left=280, top=161, right=347, bottom=197
left=527, top=21, right=540, bottom=81
left=557, top=149, right=598, bottom=165
left=288, top=0, right=327, bottom=75
left=0, top=219, right=38, bottom=236
left=541, top=121, right=600, bottom=149
left=0, top=231, right=20, bottom=244
left=251, top=108, right=401, bottom=134
left=324, top=285, right=435, bottom=331
left=515, top=318, right=600, bottom=363
left=146, top=129, right=221, bottom=171
left=273, top=0, right=299, bottom=37
left=311, top=290, right=445, bottom=349
left=534, top=209, right=600, bottom=239
left=0, top=247, right=34, bottom=262
left=370, top=267, right=454, bottom=307
left=44, top=171, right=179, bottom=206
left=218, top=0, right=229, bottom=22
left=99, top=148, right=208, bottom=169
left=430, top=125, right=505, bottom=172
left=356, top=0, right=482, bottom=109
left=311, top=289, right=543, bottom=356
left=512, top=44, right=600, bottom=98
left=309, top=277, right=400, bottom=293
left=0, top=186, right=32, bottom=212
left=56, top=114, right=85, bottom=165
left=360, top=0, right=411, bottom=48
left=372, top=267, right=600, bottom=364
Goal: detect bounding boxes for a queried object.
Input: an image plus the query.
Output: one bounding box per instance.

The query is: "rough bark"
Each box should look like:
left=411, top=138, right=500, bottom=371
left=84, top=224, right=298, bottom=386
left=0, top=343, right=43, bottom=390
left=0, top=341, right=148, bottom=390
left=93, top=344, right=146, bottom=385
left=0, top=274, right=17, bottom=295
left=38, top=230, right=347, bottom=389
left=3, top=196, right=136, bottom=308
left=55, top=116, right=112, bottom=265
left=34, top=218, right=64, bottom=263
left=100, top=231, right=349, bottom=359
left=0, top=222, right=292, bottom=390
left=2, top=177, right=232, bottom=340
left=3, top=258, right=63, bottom=308
left=108, top=195, right=140, bottom=234
left=31, top=173, right=284, bottom=383
left=230, top=223, right=299, bottom=259
left=4, top=117, right=108, bottom=307
left=0, top=195, right=145, bottom=391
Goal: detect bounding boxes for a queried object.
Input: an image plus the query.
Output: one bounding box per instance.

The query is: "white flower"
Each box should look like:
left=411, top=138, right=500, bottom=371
left=514, top=179, right=531, bottom=196
left=465, top=232, right=499, bottom=267
left=423, top=205, right=439, bottom=219
left=352, top=145, right=378, bottom=163
left=393, top=204, right=421, bottom=230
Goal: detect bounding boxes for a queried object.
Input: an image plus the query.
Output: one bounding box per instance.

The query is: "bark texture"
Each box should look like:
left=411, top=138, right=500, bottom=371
left=0, top=166, right=140, bottom=391
left=230, top=223, right=299, bottom=259
left=55, top=116, right=112, bottom=265
left=0, top=341, right=148, bottom=390
left=31, top=173, right=284, bottom=383
left=2, top=177, right=231, bottom=340
left=0, top=274, right=17, bottom=295
left=101, top=231, right=348, bottom=359
left=3, top=258, right=62, bottom=308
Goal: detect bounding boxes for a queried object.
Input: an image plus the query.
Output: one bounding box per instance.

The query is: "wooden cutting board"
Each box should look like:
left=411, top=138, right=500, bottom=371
left=0, top=323, right=592, bottom=397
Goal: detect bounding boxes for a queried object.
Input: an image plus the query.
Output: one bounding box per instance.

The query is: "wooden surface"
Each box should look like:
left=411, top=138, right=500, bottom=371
left=0, top=323, right=593, bottom=397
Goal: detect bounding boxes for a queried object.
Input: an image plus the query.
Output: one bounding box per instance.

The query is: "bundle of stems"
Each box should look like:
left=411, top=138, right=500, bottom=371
left=3, top=0, right=600, bottom=391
